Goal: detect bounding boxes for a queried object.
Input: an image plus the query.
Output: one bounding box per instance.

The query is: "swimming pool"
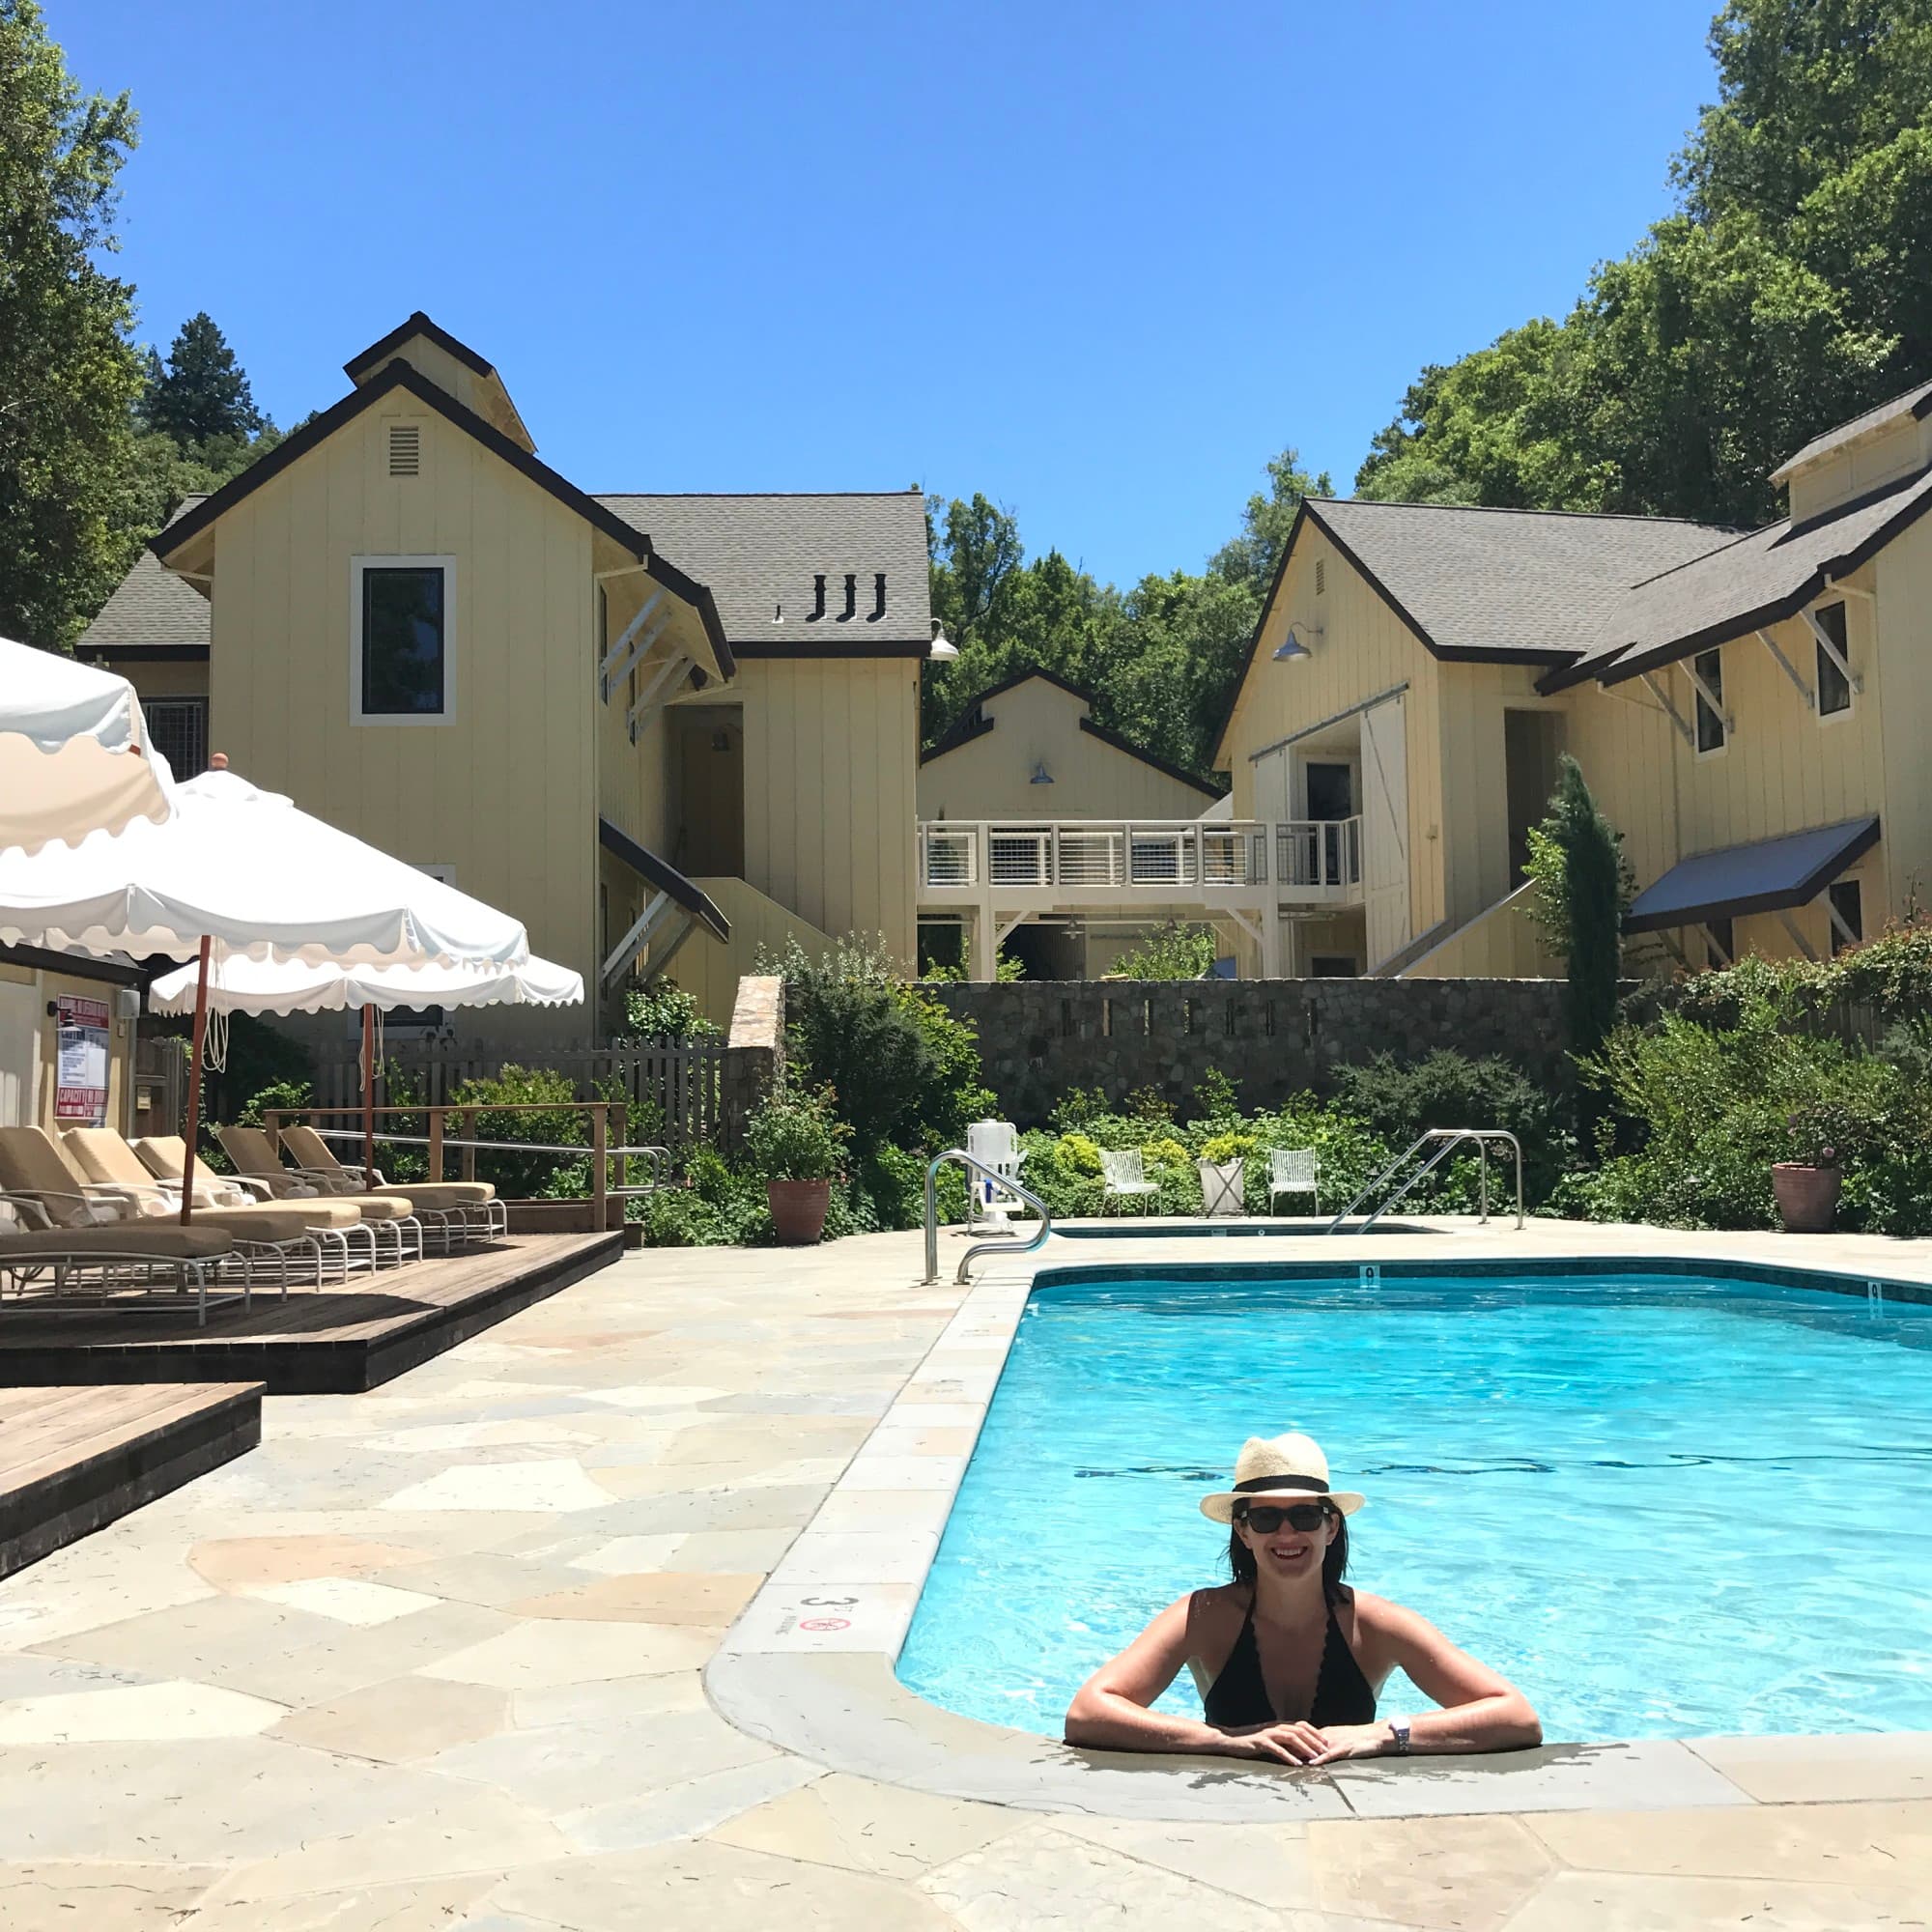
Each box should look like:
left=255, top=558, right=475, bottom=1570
left=895, top=1264, right=1932, bottom=1743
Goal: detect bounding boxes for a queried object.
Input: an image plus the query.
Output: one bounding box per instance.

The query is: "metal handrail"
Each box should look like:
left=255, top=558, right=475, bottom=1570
left=1325, top=1127, right=1523, bottom=1234
left=924, top=1149, right=1054, bottom=1286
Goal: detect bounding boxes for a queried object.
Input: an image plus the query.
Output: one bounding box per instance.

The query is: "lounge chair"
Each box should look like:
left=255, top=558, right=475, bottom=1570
left=273, top=1123, right=507, bottom=1245
left=1268, top=1148, right=1320, bottom=1215
left=144, top=1133, right=422, bottom=1266
left=0, top=1197, right=239, bottom=1324
left=0, top=1125, right=336, bottom=1292
left=1099, top=1148, right=1161, bottom=1216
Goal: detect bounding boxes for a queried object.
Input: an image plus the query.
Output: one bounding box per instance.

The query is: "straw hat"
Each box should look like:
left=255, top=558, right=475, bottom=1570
left=1199, top=1432, right=1365, bottom=1522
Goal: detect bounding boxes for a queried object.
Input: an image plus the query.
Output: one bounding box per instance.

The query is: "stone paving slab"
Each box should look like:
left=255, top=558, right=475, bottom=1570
left=0, top=1222, right=1928, bottom=1927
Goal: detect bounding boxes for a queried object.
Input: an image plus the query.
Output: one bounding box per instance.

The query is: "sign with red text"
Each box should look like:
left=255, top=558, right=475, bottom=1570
left=54, top=995, right=111, bottom=1125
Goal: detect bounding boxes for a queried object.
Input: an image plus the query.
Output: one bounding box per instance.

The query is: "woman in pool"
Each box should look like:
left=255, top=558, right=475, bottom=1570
left=1065, top=1433, right=1542, bottom=1764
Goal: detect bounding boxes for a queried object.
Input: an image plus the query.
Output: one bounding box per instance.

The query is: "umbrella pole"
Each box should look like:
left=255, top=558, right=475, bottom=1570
left=179, top=936, right=212, bottom=1226
left=362, top=1004, right=376, bottom=1187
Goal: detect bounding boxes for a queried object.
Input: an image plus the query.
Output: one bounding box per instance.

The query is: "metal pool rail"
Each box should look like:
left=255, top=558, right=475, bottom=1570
left=924, top=1150, right=1053, bottom=1286
left=1326, top=1127, right=1524, bottom=1233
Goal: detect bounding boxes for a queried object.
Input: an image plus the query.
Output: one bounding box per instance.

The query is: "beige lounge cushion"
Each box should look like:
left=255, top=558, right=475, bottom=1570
left=186, top=1203, right=355, bottom=1242
left=0, top=1226, right=234, bottom=1261
left=138, top=1134, right=280, bottom=1207
left=0, top=1125, right=121, bottom=1228
left=377, top=1182, right=495, bottom=1208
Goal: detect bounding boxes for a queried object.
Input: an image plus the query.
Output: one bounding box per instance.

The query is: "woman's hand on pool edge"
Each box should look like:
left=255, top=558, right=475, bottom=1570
left=1223, top=1719, right=1333, bottom=1764
left=1301, top=1722, right=1394, bottom=1764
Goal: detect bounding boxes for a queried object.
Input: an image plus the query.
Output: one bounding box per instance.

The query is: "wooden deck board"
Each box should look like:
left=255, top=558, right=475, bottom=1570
left=0, top=1233, right=623, bottom=1394
left=0, top=1382, right=263, bottom=1580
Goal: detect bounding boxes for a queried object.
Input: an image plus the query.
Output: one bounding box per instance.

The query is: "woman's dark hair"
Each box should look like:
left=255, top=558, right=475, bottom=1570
left=1229, top=1505, right=1349, bottom=1605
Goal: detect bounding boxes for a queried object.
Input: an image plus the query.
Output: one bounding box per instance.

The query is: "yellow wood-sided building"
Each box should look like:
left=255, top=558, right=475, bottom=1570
left=79, top=314, right=933, bottom=1032
left=1214, top=380, right=1932, bottom=978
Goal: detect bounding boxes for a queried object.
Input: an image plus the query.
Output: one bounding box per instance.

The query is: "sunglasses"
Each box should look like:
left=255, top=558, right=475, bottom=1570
left=1235, top=1502, right=1333, bottom=1534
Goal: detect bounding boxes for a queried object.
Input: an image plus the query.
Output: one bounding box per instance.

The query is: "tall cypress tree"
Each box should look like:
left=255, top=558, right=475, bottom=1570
left=1525, top=755, right=1630, bottom=1132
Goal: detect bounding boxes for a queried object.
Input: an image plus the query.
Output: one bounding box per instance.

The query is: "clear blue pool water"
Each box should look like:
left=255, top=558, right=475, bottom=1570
left=895, top=1268, right=1932, bottom=1742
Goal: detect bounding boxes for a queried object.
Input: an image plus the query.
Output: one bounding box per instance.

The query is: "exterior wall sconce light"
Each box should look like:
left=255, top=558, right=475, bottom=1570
left=1030, top=761, right=1053, bottom=784
left=928, top=619, right=959, bottom=662
left=1273, top=625, right=1319, bottom=661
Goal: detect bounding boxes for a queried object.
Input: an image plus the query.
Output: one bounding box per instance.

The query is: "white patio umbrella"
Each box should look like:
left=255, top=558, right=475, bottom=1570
left=0, top=639, right=177, bottom=854
left=0, top=757, right=531, bottom=1223
left=148, top=953, right=583, bottom=1183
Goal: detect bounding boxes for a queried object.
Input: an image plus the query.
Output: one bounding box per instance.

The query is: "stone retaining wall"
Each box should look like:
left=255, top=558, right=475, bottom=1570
left=923, top=977, right=1573, bottom=1124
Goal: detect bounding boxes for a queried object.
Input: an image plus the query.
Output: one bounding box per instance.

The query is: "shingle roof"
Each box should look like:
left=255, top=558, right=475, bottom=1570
left=597, top=492, right=930, bottom=652
left=77, top=498, right=212, bottom=653
left=1308, top=497, right=1742, bottom=662
left=1771, top=378, right=1932, bottom=484
left=1548, top=464, right=1932, bottom=690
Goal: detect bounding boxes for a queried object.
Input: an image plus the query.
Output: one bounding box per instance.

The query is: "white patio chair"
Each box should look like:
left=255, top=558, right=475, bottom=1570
left=1099, top=1149, right=1160, bottom=1216
left=1268, top=1147, right=1319, bottom=1214
left=965, top=1119, right=1030, bottom=1231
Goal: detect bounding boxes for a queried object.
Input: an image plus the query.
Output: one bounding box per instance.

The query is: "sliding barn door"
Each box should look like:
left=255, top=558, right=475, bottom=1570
left=1361, top=693, right=1411, bottom=970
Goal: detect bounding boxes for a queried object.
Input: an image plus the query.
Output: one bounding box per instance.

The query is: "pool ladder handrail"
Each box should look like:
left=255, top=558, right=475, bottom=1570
left=924, top=1150, right=1054, bottom=1286
left=1324, top=1127, right=1523, bottom=1234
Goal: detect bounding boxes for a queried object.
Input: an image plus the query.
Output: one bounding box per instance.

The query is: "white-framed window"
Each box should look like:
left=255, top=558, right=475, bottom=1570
left=1813, top=602, right=1853, bottom=720
left=351, top=555, right=456, bottom=724
left=1690, top=647, right=1726, bottom=755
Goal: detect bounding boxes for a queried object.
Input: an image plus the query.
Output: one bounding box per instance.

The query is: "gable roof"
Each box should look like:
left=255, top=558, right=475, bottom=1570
left=1771, top=378, right=1932, bottom=484
left=77, top=497, right=212, bottom=658
left=1212, top=495, right=1740, bottom=765
left=596, top=492, right=929, bottom=655
left=344, top=311, right=497, bottom=383
left=922, top=667, right=1223, bottom=797
left=1545, top=464, right=1932, bottom=691
left=148, top=359, right=730, bottom=675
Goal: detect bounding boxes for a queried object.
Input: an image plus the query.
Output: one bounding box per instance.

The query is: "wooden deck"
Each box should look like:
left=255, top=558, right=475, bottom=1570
left=0, top=1233, right=622, bottom=1395
left=0, top=1382, right=263, bottom=1580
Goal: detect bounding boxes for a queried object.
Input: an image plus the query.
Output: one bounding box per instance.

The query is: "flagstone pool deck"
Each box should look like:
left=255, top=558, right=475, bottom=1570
left=3, top=1217, right=1930, bottom=1929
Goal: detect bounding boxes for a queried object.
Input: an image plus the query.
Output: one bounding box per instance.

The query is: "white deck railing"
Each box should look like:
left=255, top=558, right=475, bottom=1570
left=917, top=817, right=1363, bottom=895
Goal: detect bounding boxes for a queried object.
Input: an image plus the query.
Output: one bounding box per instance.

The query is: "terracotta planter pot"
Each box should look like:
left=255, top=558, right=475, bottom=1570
left=767, top=1179, right=832, bottom=1245
left=1772, top=1162, right=1841, bottom=1234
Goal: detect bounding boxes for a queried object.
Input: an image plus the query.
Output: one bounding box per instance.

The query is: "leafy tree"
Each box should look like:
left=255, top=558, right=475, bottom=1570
left=1355, top=0, right=1932, bottom=526
left=0, top=0, right=145, bottom=646
left=143, top=311, right=263, bottom=446
left=1207, top=446, right=1332, bottom=591
left=1106, top=918, right=1219, bottom=980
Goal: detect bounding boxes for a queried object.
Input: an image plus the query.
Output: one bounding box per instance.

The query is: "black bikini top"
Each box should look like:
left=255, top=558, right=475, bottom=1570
left=1200, top=1591, right=1378, bottom=1730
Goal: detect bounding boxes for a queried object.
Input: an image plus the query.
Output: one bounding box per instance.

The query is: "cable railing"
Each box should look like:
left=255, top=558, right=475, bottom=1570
left=924, top=1149, right=1054, bottom=1286
left=918, top=816, right=1363, bottom=895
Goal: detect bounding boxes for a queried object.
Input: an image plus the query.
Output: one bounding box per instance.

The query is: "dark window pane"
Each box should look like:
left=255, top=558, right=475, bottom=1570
left=1829, top=879, right=1862, bottom=954
left=1693, top=648, right=1725, bottom=753
left=1814, top=604, right=1851, bottom=716
left=362, top=567, right=444, bottom=715
left=1706, top=917, right=1734, bottom=967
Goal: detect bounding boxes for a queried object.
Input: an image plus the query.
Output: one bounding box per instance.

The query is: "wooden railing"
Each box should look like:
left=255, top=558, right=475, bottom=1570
left=260, top=1100, right=668, bottom=1232
left=304, top=1037, right=727, bottom=1145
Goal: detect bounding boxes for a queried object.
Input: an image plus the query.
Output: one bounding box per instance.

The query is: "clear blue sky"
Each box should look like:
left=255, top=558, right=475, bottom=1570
left=65, top=0, right=1719, bottom=588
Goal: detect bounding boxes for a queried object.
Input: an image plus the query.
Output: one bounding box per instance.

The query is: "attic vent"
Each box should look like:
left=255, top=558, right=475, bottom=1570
left=1315, top=557, right=1326, bottom=596
left=388, top=423, right=421, bottom=477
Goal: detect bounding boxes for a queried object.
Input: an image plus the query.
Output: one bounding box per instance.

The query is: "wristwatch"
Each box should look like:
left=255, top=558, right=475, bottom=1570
left=1387, top=1716, right=1412, bottom=1756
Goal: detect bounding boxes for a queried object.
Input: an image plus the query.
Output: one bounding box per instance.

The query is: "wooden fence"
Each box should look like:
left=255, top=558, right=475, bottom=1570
left=306, top=1038, right=728, bottom=1145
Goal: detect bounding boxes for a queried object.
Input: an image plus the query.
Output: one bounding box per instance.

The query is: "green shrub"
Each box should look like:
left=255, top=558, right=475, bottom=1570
left=1332, top=1049, right=1568, bottom=1204
left=767, top=932, right=993, bottom=1155
left=448, top=1064, right=586, bottom=1197
left=745, top=1084, right=848, bottom=1182
left=623, top=980, right=723, bottom=1042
